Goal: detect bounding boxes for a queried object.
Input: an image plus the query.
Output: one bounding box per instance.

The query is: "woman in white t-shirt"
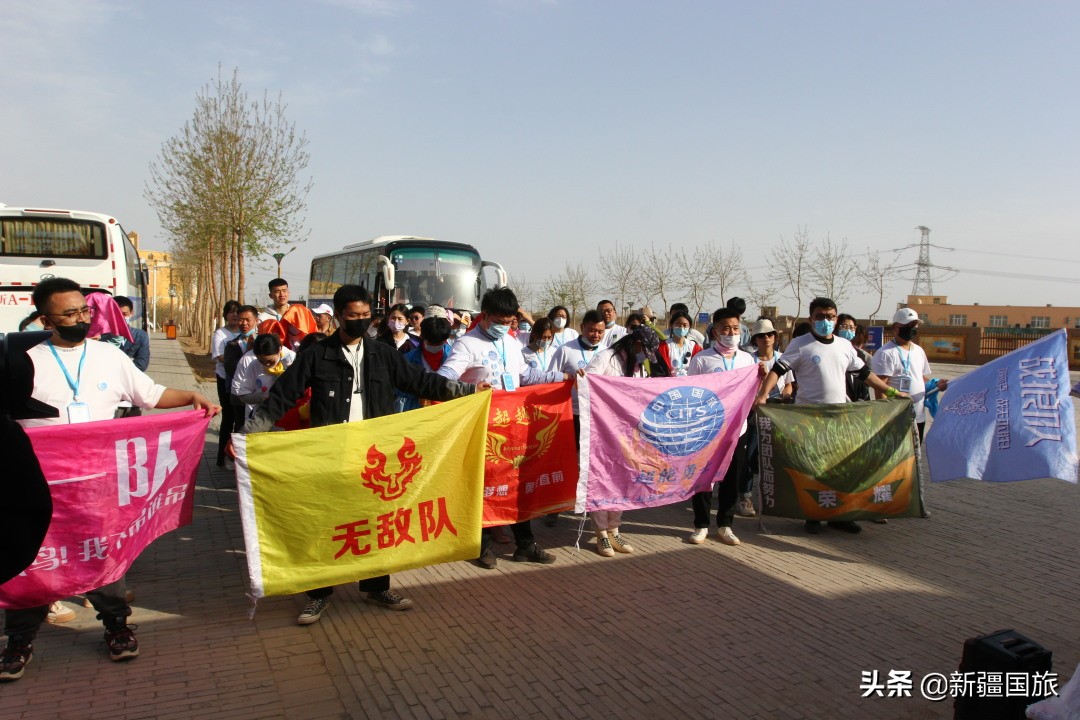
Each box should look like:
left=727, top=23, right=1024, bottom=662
left=547, top=305, right=579, bottom=348
left=231, top=333, right=297, bottom=423
left=521, top=317, right=556, bottom=372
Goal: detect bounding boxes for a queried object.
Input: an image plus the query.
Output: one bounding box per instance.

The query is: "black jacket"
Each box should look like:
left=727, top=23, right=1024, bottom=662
left=244, top=331, right=476, bottom=432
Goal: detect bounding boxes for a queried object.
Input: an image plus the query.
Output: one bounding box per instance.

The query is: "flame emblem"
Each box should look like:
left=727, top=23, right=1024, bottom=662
left=361, top=438, right=423, bottom=501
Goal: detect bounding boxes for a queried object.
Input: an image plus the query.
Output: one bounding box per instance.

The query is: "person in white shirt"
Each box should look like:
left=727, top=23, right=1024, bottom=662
left=1, top=277, right=219, bottom=683
left=549, top=310, right=606, bottom=416
left=597, top=299, right=627, bottom=348
left=871, top=307, right=947, bottom=442
left=547, top=305, right=579, bottom=348
left=230, top=333, right=297, bottom=423
left=584, top=326, right=661, bottom=556
left=521, top=318, right=556, bottom=372
left=258, top=278, right=290, bottom=322
left=686, top=308, right=760, bottom=547
left=438, top=287, right=571, bottom=569
left=211, top=300, right=241, bottom=467
left=755, top=297, right=904, bottom=535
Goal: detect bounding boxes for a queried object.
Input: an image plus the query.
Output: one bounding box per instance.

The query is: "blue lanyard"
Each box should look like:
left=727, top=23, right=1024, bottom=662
left=537, top=347, right=549, bottom=367
left=494, top=338, right=508, bottom=368
left=898, top=347, right=911, bottom=375
left=718, top=350, right=735, bottom=371
left=47, top=340, right=87, bottom=401
left=578, top=341, right=596, bottom=366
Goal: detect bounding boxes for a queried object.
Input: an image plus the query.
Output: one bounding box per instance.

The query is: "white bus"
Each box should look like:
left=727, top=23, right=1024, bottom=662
left=308, top=235, right=507, bottom=314
left=0, top=206, right=148, bottom=332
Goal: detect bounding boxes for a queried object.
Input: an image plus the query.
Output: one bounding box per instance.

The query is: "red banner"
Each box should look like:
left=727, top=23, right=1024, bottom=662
left=483, top=381, right=577, bottom=526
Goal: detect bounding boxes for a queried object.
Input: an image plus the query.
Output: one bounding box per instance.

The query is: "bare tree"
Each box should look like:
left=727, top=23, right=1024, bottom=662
left=540, top=263, right=588, bottom=324
left=597, top=242, right=643, bottom=317
left=862, top=249, right=898, bottom=322
left=769, top=227, right=813, bottom=321
left=637, top=243, right=679, bottom=314
left=746, top=284, right=779, bottom=319
left=699, top=240, right=748, bottom=313
left=676, top=246, right=713, bottom=324
left=806, top=234, right=855, bottom=309
left=507, top=273, right=538, bottom=315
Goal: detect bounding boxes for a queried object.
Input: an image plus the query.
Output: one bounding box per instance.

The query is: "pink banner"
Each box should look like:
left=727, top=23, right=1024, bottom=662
left=576, top=367, right=759, bottom=512
left=0, top=411, right=211, bottom=609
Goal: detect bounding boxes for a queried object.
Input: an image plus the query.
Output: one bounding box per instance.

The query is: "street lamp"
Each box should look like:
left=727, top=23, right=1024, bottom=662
left=150, top=261, right=173, bottom=331
left=272, top=247, right=296, bottom=278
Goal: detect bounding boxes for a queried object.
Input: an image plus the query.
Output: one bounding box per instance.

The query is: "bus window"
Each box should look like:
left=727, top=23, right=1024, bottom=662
left=1, top=219, right=106, bottom=258
left=390, top=247, right=481, bottom=310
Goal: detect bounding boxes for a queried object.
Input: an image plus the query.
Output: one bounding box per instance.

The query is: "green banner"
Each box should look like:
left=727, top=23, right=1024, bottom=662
left=755, top=400, right=923, bottom=520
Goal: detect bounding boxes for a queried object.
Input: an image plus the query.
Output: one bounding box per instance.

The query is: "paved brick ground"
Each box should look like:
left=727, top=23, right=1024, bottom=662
left=2, top=337, right=1077, bottom=719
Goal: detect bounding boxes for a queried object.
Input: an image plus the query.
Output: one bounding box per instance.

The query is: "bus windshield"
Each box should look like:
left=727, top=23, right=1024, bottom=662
left=389, top=247, right=481, bottom=310
left=0, top=218, right=107, bottom=258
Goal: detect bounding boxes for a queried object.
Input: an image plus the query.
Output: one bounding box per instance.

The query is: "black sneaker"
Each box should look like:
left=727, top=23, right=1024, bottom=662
left=805, top=520, right=823, bottom=535
left=104, top=625, right=139, bottom=661
left=512, top=543, right=556, bottom=564
left=297, top=597, right=330, bottom=625
left=828, top=521, right=862, bottom=534
left=476, top=548, right=498, bottom=570
left=364, top=590, right=414, bottom=611
left=0, top=638, right=32, bottom=682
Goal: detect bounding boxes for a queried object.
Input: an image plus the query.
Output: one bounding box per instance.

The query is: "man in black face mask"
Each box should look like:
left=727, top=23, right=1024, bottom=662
left=1, top=277, right=220, bottom=682
left=871, top=307, right=947, bottom=442
left=241, top=284, right=488, bottom=626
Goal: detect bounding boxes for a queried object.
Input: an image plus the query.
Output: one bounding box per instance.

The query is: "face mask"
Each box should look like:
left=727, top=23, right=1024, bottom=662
left=485, top=322, right=511, bottom=340
left=553, top=317, right=567, bottom=330
left=897, top=325, right=918, bottom=342
left=264, top=360, right=285, bottom=376
left=424, top=342, right=444, bottom=353
left=342, top=317, right=372, bottom=339
left=716, top=334, right=739, bottom=350
left=539, top=339, right=553, bottom=350
left=813, top=319, right=835, bottom=337
left=388, top=320, right=407, bottom=333
left=837, top=329, right=856, bottom=341
left=518, top=322, right=531, bottom=334
left=26, top=322, right=45, bottom=332
left=606, top=320, right=615, bottom=328
left=55, top=322, right=91, bottom=344
left=671, top=327, right=689, bottom=339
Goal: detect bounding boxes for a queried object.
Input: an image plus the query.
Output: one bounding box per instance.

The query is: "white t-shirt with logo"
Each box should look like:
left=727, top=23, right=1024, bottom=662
left=601, top=323, right=627, bottom=348
left=551, top=327, right=579, bottom=348
left=522, top=345, right=555, bottom=372
left=688, top=347, right=757, bottom=434
left=550, top=338, right=602, bottom=414
left=438, top=327, right=562, bottom=388
left=872, top=341, right=932, bottom=421
left=776, top=334, right=865, bottom=405
left=20, top=339, right=166, bottom=429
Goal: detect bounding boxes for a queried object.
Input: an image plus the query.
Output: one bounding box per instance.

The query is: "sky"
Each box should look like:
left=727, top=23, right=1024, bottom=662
left=3, top=0, right=1079, bottom=319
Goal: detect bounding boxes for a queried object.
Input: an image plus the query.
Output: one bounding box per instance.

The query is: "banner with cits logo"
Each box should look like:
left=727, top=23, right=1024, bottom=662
left=926, top=329, right=1078, bottom=483
left=575, top=367, right=759, bottom=512
left=234, top=392, right=490, bottom=599
left=0, top=411, right=210, bottom=608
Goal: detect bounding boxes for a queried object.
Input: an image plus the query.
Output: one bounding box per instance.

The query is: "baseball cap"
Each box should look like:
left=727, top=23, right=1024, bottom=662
left=312, top=304, right=333, bottom=316
left=892, top=308, right=919, bottom=325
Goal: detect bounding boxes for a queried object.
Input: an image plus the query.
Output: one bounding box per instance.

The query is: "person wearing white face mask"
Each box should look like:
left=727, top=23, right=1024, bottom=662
left=547, top=305, right=579, bottom=348
left=597, top=299, right=627, bottom=348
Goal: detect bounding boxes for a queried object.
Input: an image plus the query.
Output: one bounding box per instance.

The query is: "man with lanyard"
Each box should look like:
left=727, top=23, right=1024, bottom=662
left=1, top=278, right=219, bottom=682
left=755, top=297, right=906, bottom=535
left=438, top=287, right=571, bottom=569
left=597, top=299, right=627, bottom=348
left=871, top=307, right=946, bottom=443
left=240, top=284, right=487, bottom=626
left=258, top=278, right=290, bottom=323
left=686, top=308, right=761, bottom=547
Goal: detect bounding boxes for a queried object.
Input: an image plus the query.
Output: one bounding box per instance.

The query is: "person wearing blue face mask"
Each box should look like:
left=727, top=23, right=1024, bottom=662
left=837, top=313, right=870, bottom=402
left=754, top=297, right=904, bottom=536
left=656, top=310, right=701, bottom=377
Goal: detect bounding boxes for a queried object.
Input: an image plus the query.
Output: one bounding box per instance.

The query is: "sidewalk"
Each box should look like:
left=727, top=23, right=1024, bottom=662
left=2, top=338, right=1077, bottom=719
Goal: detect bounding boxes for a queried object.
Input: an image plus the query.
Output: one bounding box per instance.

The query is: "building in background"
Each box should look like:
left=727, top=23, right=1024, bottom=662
left=904, top=295, right=1080, bottom=330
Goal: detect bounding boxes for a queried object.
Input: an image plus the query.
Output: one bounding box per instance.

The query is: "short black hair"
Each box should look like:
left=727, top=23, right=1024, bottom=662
left=238, top=304, right=260, bottom=318
left=221, top=299, right=241, bottom=320
left=837, top=313, right=857, bottom=326
left=481, top=287, right=519, bottom=316
left=712, top=307, right=741, bottom=324
left=333, top=284, right=373, bottom=314
left=809, top=297, right=837, bottom=314
left=670, top=303, right=689, bottom=315
left=253, top=333, right=282, bottom=355
left=725, top=297, right=746, bottom=316
left=409, top=304, right=426, bottom=317
left=114, top=295, right=133, bottom=311
left=269, top=278, right=288, bottom=291
left=420, top=317, right=451, bottom=344
left=32, top=277, right=82, bottom=312
left=596, top=299, right=615, bottom=310
left=581, top=309, right=604, bottom=326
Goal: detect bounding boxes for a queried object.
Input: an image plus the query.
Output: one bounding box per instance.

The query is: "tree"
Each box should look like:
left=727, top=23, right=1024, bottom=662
left=597, top=242, right=643, bottom=318
left=806, top=234, right=855, bottom=309
left=769, top=227, right=813, bottom=321
left=637, top=243, right=679, bottom=314
left=746, top=284, right=779, bottom=319
left=862, top=249, right=898, bottom=322
left=146, top=66, right=312, bottom=346
left=507, top=273, right=539, bottom=315
left=540, top=263, right=589, bottom=324
left=698, top=240, right=748, bottom=314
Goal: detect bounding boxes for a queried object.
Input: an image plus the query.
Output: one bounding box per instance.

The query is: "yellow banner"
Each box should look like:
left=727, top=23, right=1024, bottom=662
left=234, top=392, right=491, bottom=598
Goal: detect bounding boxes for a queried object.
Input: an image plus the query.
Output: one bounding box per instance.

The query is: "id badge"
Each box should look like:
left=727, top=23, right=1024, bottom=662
left=67, top=401, right=92, bottom=424
left=896, top=375, right=912, bottom=393
left=501, top=372, right=517, bottom=392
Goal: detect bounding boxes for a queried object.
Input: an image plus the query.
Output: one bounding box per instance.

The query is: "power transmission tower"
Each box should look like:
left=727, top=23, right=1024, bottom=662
left=912, top=225, right=934, bottom=295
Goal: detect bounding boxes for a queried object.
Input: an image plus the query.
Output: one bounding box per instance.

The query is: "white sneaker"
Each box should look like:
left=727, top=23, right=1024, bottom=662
left=595, top=535, right=615, bottom=557
left=736, top=496, right=756, bottom=517
left=687, top=528, right=708, bottom=545
left=717, top=527, right=741, bottom=546
left=46, top=601, right=76, bottom=624
left=608, top=532, right=634, bottom=554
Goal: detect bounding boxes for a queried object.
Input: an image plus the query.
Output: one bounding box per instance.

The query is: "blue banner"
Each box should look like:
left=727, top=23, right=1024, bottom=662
left=925, top=329, right=1077, bottom=483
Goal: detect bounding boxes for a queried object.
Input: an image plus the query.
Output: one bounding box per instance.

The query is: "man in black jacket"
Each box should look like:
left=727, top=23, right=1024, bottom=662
left=242, top=284, right=488, bottom=625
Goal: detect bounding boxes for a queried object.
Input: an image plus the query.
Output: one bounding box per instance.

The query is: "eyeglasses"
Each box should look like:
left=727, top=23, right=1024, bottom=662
left=811, top=312, right=838, bottom=321
left=47, top=306, right=93, bottom=320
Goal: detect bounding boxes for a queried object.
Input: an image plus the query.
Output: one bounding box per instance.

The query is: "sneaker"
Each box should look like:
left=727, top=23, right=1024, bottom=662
left=47, top=600, right=76, bottom=624
left=736, top=496, right=756, bottom=518
left=104, top=625, right=140, bottom=661
left=805, top=520, right=823, bottom=534
left=0, top=639, right=32, bottom=682
left=717, top=527, right=741, bottom=546
left=873, top=518, right=889, bottom=524
left=595, top=535, right=615, bottom=557
left=297, top=597, right=330, bottom=625
left=476, top=548, right=498, bottom=570
left=365, top=590, right=414, bottom=611
left=608, top=532, right=634, bottom=554
left=828, top=520, right=862, bottom=534
left=511, top=543, right=556, bottom=564
left=225, top=459, right=235, bottom=471
left=687, top=528, right=708, bottom=545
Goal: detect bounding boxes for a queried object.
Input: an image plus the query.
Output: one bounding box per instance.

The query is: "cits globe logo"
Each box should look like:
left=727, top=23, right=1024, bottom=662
left=637, top=386, right=726, bottom=457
